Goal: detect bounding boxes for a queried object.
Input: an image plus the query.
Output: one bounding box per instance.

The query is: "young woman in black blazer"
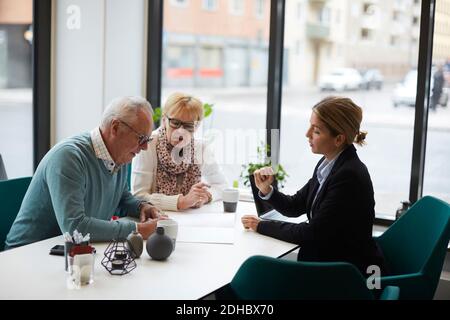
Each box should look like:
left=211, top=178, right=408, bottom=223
left=242, top=96, right=388, bottom=276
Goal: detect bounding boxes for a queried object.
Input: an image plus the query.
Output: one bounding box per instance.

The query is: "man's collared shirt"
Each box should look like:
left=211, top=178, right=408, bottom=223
left=90, top=127, right=121, bottom=174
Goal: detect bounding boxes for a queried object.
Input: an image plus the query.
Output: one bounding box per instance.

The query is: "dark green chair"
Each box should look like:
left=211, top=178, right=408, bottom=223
left=0, top=176, right=32, bottom=251
left=375, top=195, right=450, bottom=300
left=220, top=255, right=399, bottom=300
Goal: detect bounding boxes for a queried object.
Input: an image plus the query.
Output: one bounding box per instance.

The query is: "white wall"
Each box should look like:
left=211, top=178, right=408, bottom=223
left=53, top=0, right=146, bottom=144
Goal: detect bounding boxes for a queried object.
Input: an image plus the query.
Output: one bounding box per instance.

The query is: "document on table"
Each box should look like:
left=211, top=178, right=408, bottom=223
left=177, top=227, right=234, bottom=244
left=170, top=213, right=235, bottom=244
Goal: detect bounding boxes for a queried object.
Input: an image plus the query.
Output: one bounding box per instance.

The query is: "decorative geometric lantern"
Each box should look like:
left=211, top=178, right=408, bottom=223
left=101, top=239, right=137, bottom=275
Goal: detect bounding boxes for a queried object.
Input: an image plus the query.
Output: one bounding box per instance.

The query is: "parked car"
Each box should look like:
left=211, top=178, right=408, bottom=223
left=359, top=69, right=384, bottom=90
left=393, top=69, right=448, bottom=108
left=392, top=69, right=417, bottom=107
left=318, top=68, right=363, bottom=91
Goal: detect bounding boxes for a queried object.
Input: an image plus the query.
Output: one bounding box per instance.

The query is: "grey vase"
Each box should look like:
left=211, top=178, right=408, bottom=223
left=146, top=227, right=173, bottom=261
left=126, top=231, right=144, bottom=258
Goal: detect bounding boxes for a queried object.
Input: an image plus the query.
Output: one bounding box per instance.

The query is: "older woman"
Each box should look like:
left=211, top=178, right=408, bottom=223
left=131, top=93, right=227, bottom=211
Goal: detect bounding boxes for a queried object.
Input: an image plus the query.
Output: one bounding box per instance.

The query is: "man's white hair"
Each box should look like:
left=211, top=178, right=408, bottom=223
left=101, top=96, right=153, bottom=129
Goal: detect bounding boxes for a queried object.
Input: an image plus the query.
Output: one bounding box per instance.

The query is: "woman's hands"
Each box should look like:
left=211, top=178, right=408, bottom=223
left=241, top=215, right=261, bottom=232
left=253, top=166, right=275, bottom=195
left=177, top=182, right=212, bottom=210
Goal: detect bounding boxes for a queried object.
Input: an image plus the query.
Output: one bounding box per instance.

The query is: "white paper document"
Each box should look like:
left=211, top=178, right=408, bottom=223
left=177, top=226, right=235, bottom=244
left=167, top=211, right=236, bottom=244
left=170, top=213, right=235, bottom=229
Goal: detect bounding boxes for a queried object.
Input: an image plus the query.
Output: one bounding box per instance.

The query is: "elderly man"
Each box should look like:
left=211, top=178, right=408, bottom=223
left=6, top=96, right=163, bottom=249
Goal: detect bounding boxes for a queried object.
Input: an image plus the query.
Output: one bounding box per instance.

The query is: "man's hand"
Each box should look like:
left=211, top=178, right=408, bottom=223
left=137, top=219, right=158, bottom=240
left=241, top=215, right=262, bottom=232
left=140, top=203, right=167, bottom=222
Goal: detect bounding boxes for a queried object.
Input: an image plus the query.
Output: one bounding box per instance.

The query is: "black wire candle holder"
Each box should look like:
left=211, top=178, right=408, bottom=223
left=101, top=239, right=137, bottom=275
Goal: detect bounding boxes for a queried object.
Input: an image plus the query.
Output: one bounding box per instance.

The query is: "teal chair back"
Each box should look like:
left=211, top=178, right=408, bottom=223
left=0, top=177, right=32, bottom=251
left=226, top=255, right=399, bottom=300
left=375, top=196, right=450, bottom=299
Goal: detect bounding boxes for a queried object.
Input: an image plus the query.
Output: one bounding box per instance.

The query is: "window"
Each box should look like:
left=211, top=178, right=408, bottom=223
left=0, top=0, right=33, bottom=179
left=320, top=7, right=331, bottom=25
left=202, top=0, right=218, bottom=11
left=390, top=35, right=399, bottom=46
left=162, top=0, right=270, bottom=184
left=171, top=0, right=189, bottom=8
left=361, top=28, right=374, bottom=41
left=363, top=3, right=375, bottom=15
left=423, top=0, right=450, bottom=205
left=230, top=0, right=245, bottom=16
left=393, top=11, right=400, bottom=22
left=255, top=0, right=265, bottom=19
left=164, top=45, right=195, bottom=87
left=281, top=0, right=421, bottom=219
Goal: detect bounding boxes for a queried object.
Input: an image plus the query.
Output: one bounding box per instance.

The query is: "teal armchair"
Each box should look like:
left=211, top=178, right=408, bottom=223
left=219, top=255, right=399, bottom=300
left=0, top=176, right=32, bottom=251
left=375, top=196, right=450, bottom=300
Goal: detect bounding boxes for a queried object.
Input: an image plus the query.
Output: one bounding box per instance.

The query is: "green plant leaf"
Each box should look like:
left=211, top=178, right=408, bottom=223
left=203, top=103, right=213, bottom=118
left=153, top=103, right=213, bottom=123
left=240, top=141, right=289, bottom=188
left=152, top=107, right=162, bottom=123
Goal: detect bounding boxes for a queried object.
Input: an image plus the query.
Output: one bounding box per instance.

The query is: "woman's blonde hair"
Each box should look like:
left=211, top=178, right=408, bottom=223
left=312, top=96, right=367, bottom=146
left=162, top=92, right=204, bottom=121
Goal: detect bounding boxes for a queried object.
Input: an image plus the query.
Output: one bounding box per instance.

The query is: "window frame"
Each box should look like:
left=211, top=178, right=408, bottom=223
left=33, top=0, right=51, bottom=169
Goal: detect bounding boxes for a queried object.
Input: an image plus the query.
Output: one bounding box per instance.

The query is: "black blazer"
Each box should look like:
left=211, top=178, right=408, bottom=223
left=257, top=145, right=388, bottom=275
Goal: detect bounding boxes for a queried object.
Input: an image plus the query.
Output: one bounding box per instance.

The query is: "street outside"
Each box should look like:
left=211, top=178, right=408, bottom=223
left=167, top=83, right=450, bottom=218
left=1, top=84, right=450, bottom=219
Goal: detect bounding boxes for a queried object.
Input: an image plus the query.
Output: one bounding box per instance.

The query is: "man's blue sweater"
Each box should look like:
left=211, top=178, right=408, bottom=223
left=6, top=133, right=139, bottom=248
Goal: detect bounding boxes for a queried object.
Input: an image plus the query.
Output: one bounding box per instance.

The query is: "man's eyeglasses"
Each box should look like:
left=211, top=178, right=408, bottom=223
left=166, top=116, right=198, bottom=133
left=119, top=120, right=153, bottom=146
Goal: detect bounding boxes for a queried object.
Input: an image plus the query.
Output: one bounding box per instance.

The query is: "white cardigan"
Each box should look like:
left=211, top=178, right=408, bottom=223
left=131, top=129, right=228, bottom=211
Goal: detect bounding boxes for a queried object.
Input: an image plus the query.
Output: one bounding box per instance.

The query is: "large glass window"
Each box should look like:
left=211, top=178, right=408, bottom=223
left=162, top=0, right=271, bottom=185
left=280, top=0, right=421, bottom=219
left=0, top=0, right=33, bottom=179
left=423, top=0, right=450, bottom=205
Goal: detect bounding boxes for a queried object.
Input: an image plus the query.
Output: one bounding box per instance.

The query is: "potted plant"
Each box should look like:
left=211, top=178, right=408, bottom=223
left=240, top=142, right=288, bottom=189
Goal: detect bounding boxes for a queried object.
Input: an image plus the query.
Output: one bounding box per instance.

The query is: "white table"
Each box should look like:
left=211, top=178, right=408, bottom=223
left=0, top=201, right=299, bottom=300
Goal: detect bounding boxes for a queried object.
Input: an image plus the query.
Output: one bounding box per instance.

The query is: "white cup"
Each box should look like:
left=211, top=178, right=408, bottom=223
left=157, top=219, right=179, bottom=250
left=222, top=188, right=239, bottom=212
